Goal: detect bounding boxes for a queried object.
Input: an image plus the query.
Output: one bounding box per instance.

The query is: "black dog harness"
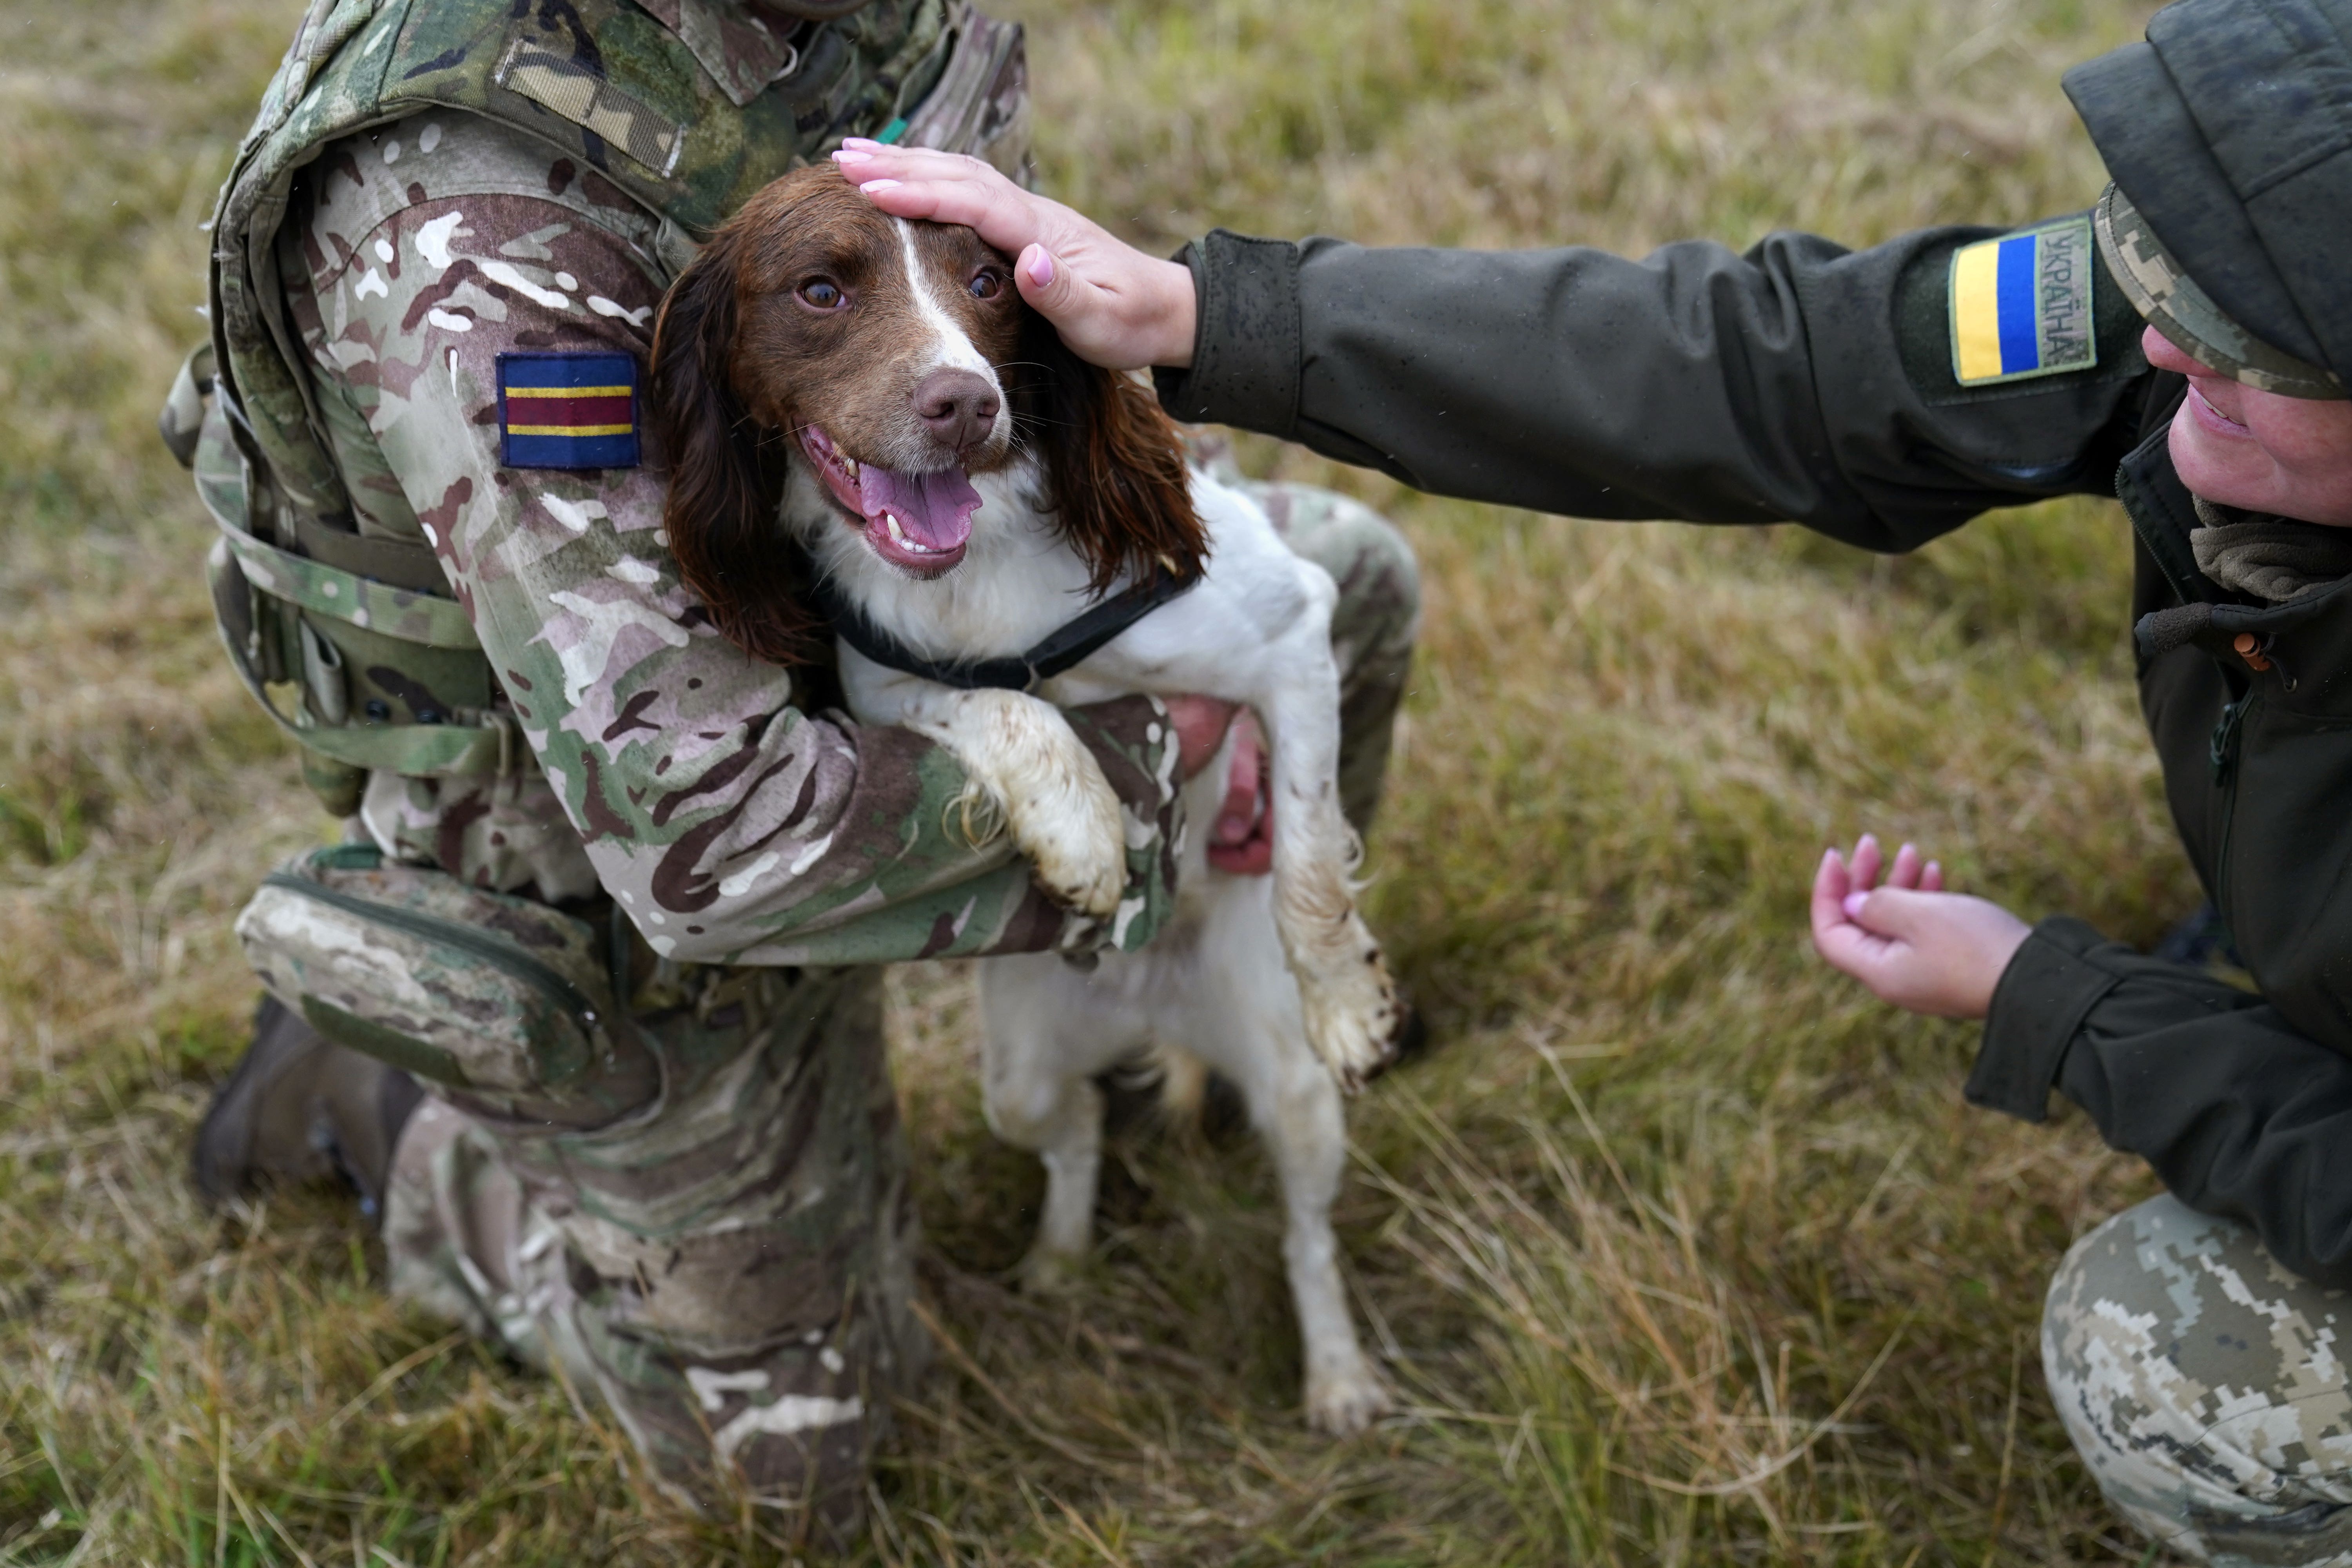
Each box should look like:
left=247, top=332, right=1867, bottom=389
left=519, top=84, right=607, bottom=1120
left=809, top=565, right=1200, bottom=693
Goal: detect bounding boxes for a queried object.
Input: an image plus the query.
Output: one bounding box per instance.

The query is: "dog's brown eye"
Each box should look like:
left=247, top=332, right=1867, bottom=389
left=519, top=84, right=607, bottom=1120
left=797, top=279, right=844, bottom=310
left=968, top=269, right=1002, bottom=301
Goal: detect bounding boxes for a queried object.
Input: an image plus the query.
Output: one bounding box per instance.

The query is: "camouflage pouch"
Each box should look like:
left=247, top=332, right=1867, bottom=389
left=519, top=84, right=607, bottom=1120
left=235, top=844, right=660, bottom=1126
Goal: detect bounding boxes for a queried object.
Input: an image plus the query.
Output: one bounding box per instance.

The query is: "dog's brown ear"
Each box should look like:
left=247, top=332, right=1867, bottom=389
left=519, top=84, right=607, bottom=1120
left=649, top=233, right=815, bottom=665
left=1016, top=311, right=1208, bottom=596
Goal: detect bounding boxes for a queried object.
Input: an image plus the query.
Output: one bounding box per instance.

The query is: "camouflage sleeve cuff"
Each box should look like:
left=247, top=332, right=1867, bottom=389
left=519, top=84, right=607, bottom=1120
left=1063, top=694, right=1185, bottom=955
left=1968, top=916, right=2129, bottom=1123
left=1152, top=230, right=1302, bottom=438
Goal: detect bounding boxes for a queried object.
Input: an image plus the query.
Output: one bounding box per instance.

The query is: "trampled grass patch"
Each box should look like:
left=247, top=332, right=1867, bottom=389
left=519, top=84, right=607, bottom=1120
left=0, top=0, right=2183, bottom=1561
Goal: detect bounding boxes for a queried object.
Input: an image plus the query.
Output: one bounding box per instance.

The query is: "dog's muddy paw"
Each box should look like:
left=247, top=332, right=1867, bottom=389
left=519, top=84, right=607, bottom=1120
left=1298, top=956, right=1404, bottom=1096
left=1010, top=776, right=1128, bottom=920
left=1305, top=1363, right=1394, bottom=1436
left=1025, top=837, right=1126, bottom=920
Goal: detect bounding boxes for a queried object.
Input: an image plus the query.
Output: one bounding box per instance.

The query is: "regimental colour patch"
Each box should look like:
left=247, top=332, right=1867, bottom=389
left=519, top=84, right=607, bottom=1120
left=496, top=351, right=641, bottom=469
left=1948, top=215, right=2098, bottom=387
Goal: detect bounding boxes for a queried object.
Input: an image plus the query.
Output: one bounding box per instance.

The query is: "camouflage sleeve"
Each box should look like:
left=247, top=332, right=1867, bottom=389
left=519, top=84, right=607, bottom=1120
left=294, top=115, right=1180, bottom=965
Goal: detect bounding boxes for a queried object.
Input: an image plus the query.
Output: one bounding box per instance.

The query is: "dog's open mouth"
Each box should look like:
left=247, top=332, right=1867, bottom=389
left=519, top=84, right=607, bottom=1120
left=797, top=426, right=981, bottom=576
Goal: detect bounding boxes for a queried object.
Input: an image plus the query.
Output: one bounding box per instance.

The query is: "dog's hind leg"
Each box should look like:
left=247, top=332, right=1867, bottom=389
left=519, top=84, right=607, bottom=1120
left=1180, top=884, right=1392, bottom=1435
left=978, top=954, right=1136, bottom=1290
left=1251, top=566, right=1403, bottom=1094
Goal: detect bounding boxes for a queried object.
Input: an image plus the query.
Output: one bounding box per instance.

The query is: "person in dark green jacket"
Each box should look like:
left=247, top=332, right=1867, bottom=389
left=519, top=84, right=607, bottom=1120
left=833, top=0, right=2352, bottom=1557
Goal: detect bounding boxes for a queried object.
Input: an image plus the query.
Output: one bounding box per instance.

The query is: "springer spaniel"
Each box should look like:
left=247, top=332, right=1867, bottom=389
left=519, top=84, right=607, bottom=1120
left=649, top=166, right=1398, bottom=1432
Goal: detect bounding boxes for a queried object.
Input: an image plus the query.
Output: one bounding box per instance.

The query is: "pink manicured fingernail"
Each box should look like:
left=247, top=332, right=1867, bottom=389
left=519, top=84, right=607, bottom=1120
left=1842, top=893, right=1868, bottom=919
left=842, top=136, right=884, bottom=150
left=833, top=149, right=873, bottom=164
left=1026, top=247, right=1054, bottom=287
left=859, top=179, right=902, bottom=194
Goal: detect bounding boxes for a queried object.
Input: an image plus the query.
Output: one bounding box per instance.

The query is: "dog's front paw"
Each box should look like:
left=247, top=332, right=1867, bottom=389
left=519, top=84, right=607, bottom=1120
left=1007, top=764, right=1129, bottom=921
left=1305, top=1358, right=1394, bottom=1436
left=1296, top=934, right=1405, bottom=1096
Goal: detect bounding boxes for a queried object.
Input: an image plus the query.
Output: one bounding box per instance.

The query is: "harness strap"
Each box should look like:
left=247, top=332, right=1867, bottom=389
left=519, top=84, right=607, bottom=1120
left=209, top=537, right=517, bottom=777
left=178, top=367, right=511, bottom=779
left=212, top=514, right=481, bottom=650
left=811, top=565, right=1200, bottom=692
left=293, top=513, right=452, bottom=595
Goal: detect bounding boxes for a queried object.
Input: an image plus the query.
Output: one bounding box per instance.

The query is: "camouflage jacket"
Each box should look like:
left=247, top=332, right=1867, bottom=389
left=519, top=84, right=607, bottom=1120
left=262, top=41, right=1180, bottom=966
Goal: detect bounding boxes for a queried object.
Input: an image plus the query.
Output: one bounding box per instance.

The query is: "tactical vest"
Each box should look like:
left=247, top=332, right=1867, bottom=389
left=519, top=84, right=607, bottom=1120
left=163, top=0, right=1029, bottom=813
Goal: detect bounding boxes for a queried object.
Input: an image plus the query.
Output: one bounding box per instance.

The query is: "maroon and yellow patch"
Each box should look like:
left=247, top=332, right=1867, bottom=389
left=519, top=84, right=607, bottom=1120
left=496, top=351, right=640, bottom=469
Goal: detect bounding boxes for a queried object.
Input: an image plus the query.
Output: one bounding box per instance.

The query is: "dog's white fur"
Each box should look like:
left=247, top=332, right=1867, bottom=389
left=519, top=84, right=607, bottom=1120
left=785, top=221, right=1395, bottom=1433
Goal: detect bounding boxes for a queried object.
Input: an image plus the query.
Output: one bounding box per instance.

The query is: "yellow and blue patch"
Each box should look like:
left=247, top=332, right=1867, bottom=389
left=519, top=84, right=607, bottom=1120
left=496, top=351, right=640, bottom=469
left=1948, top=215, right=2097, bottom=387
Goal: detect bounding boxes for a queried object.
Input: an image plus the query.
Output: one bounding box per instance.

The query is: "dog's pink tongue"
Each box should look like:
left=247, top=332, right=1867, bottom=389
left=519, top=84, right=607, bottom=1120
left=862, top=465, right=982, bottom=550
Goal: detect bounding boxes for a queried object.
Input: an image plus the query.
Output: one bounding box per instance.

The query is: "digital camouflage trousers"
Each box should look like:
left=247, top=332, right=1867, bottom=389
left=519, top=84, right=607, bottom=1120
left=2047, top=1194, right=2352, bottom=1566
left=367, top=478, right=1419, bottom=1536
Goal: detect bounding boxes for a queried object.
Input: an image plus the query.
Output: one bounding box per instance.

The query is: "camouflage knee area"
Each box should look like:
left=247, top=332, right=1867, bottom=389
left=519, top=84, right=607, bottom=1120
left=2045, top=1195, right=2352, bottom=1565
left=384, top=967, right=924, bottom=1537
left=1235, top=479, right=1421, bottom=835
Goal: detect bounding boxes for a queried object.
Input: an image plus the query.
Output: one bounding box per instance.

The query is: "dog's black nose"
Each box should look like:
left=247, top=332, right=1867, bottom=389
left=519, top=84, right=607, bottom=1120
left=912, top=368, right=1000, bottom=452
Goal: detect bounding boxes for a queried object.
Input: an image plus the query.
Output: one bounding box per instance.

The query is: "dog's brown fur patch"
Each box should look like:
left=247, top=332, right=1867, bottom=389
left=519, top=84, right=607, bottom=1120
left=650, top=165, right=1208, bottom=666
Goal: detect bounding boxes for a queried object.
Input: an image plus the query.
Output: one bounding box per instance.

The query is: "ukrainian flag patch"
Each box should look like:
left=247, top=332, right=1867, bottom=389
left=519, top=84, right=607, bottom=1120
left=496, top=351, right=640, bottom=469
left=1948, top=215, right=2097, bottom=387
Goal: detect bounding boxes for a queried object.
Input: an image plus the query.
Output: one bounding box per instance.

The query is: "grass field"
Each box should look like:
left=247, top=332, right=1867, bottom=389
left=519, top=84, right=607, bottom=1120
left=0, top=0, right=2193, bottom=1561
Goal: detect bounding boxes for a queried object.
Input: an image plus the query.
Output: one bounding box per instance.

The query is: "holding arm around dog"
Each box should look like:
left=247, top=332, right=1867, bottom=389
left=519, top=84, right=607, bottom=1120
left=289, top=115, right=1196, bottom=968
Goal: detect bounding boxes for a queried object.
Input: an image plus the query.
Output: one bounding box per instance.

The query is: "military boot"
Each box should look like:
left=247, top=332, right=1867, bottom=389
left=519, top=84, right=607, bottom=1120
left=192, top=996, right=425, bottom=1221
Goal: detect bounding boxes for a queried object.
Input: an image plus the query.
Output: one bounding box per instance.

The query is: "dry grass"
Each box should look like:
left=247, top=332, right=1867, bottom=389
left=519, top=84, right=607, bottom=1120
left=0, top=0, right=2188, bottom=1561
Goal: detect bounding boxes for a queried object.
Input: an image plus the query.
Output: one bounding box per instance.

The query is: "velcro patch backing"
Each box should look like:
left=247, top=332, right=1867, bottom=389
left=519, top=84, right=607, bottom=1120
left=1948, top=215, right=2097, bottom=387
left=497, top=351, right=640, bottom=470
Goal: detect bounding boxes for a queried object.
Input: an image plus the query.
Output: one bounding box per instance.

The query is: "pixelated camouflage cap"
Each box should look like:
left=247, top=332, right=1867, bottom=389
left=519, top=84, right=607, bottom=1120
left=2064, top=0, right=2352, bottom=400
left=2095, top=184, right=2345, bottom=398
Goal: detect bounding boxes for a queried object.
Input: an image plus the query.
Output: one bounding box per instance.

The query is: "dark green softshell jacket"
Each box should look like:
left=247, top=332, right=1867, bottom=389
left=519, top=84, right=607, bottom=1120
left=1157, top=221, right=2352, bottom=1286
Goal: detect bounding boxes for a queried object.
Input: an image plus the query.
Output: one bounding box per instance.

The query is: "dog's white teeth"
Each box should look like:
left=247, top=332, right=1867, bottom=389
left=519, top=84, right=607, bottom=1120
left=882, top=512, right=938, bottom=554
left=843, top=456, right=858, bottom=480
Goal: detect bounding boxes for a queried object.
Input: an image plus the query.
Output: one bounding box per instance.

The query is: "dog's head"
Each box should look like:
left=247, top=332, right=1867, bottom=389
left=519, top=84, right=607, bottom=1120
left=649, top=164, right=1207, bottom=664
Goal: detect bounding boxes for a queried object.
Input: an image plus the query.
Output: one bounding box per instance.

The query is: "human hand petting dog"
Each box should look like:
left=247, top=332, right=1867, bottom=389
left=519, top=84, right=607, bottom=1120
left=831, top=141, right=1198, bottom=370
left=1810, top=834, right=2031, bottom=1020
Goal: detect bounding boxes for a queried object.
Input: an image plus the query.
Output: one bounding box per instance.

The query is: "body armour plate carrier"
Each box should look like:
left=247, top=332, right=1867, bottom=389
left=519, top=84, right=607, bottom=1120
left=165, top=0, right=1029, bottom=811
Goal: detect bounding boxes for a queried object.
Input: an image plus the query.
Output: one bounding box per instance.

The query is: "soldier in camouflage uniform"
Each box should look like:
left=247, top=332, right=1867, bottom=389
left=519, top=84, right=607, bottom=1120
left=178, top=0, right=1419, bottom=1542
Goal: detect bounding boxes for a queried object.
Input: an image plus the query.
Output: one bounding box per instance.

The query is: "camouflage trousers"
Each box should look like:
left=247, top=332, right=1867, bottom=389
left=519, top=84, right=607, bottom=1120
left=2046, top=1195, right=2352, bottom=1565
left=372, top=476, right=1419, bottom=1534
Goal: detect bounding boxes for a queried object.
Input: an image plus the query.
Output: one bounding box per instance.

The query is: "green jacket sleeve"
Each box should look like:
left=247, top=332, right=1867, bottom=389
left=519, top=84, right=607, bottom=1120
left=1973, top=917, right=2352, bottom=1288
left=1156, top=221, right=2155, bottom=551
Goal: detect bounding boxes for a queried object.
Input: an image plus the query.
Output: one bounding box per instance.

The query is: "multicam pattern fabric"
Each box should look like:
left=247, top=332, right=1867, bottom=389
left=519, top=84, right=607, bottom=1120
left=209, top=0, right=959, bottom=526
left=383, top=967, right=926, bottom=1536
left=279, top=107, right=1182, bottom=959
left=2045, top=1195, right=2352, bottom=1565
left=236, top=848, right=661, bottom=1128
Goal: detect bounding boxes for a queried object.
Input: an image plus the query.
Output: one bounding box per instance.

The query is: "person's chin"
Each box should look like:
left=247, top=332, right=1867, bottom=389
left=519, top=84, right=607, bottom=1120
left=2168, top=412, right=2277, bottom=511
